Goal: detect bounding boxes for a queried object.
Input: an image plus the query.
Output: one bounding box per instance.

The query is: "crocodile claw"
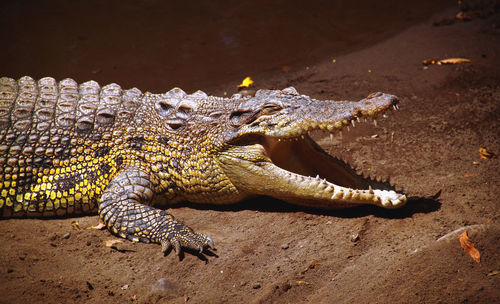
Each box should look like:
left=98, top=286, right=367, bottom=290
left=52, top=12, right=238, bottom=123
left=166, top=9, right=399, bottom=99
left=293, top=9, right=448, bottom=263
left=159, top=223, right=215, bottom=256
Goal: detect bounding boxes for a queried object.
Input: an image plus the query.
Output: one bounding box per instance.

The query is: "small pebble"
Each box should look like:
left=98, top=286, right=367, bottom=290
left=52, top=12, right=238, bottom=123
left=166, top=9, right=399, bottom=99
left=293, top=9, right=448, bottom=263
left=63, top=232, right=71, bottom=239
left=350, top=233, right=360, bottom=242
left=281, top=283, right=292, bottom=291
left=152, top=278, right=179, bottom=295
left=252, top=283, right=261, bottom=289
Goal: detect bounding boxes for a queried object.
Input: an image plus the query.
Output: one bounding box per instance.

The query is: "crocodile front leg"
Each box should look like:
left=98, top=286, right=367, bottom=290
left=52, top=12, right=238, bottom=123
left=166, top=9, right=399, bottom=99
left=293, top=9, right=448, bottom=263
left=98, top=167, right=214, bottom=256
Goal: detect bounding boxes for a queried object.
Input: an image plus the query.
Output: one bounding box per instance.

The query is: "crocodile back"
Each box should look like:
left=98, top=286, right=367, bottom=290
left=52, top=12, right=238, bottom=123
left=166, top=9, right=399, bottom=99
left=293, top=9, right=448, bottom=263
left=0, top=76, right=143, bottom=217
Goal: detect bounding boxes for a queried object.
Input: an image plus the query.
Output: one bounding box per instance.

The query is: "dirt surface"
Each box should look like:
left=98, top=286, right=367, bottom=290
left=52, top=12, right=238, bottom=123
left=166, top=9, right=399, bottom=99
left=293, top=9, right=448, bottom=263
left=1, top=3, right=500, bottom=304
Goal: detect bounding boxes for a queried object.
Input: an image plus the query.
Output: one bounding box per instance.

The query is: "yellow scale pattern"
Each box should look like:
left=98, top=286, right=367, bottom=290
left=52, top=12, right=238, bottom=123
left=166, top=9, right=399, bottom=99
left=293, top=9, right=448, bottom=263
left=0, top=151, right=120, bottom=217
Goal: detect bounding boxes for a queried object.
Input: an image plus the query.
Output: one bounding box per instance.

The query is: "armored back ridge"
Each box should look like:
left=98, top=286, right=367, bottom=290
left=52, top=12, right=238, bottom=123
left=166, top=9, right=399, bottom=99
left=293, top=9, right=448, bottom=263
left=1, top=77, right=142, bottom=216
left=1, top=76, right=406, bottom=256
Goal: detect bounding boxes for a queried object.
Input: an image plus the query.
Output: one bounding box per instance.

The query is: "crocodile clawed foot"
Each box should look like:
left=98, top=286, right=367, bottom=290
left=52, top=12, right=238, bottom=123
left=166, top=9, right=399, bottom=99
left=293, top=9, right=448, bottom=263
left=159, top=223, right=215, bottom=258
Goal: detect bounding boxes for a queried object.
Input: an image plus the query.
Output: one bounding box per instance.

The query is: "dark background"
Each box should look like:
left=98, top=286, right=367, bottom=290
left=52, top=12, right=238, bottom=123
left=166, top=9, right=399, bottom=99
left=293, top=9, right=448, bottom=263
left=2, top=0, right=449, bottom=92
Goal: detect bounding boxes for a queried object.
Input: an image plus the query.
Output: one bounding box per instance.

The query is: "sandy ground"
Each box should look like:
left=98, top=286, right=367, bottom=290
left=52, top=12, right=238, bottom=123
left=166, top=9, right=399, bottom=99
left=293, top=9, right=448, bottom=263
left=1, top=3, right=500, bottom=304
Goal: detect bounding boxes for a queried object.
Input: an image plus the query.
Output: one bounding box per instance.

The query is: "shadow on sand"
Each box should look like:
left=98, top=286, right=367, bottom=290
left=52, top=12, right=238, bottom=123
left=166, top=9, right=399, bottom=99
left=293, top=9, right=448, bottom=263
left=171, top=194, right=441, bottom=220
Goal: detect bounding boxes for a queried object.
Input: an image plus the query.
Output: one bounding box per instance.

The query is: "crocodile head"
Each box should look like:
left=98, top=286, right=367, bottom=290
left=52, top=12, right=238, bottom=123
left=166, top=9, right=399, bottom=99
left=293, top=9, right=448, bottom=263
left=213, top=87, right=406, bottom=209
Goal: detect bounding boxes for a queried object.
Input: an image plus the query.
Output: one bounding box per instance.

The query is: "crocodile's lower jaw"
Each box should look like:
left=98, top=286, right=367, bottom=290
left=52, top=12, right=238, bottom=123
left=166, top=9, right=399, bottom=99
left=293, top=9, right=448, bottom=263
left=219, top=135, right=406, bottom=209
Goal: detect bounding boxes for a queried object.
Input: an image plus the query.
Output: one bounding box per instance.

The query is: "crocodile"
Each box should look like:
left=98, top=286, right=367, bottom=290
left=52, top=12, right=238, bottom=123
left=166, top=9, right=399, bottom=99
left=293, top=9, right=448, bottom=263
left=0, top=76, right=406, bottom=256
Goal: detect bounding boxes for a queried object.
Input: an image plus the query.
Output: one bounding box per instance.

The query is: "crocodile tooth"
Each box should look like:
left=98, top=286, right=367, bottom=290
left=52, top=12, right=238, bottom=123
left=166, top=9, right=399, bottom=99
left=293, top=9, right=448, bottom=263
left=382, top=199, right=390, bottom=207
left=364, top=193, right=374, bottom=201
left=343, top=190, right=352, bottom=200
left=352, top=191, right=360, bottom=200
left=333, top=189, right=343, bottom=199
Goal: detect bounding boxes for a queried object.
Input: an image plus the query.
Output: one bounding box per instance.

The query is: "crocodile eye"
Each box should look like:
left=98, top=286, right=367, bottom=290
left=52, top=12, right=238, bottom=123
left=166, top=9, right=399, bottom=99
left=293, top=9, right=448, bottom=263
left=261, top=102, right=282, bottom=115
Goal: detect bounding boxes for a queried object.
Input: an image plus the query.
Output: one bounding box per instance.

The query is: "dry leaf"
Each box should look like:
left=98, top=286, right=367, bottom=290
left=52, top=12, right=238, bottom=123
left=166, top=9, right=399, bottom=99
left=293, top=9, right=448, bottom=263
left=422, top=58, right=438, bottom=65
left=71, top=220, right=81, bottom=230
left=105, top=239, right=123, bottom=247
left=88, top=222, right=106, bottom=230
left=433, top=17, right=455, bottom=26
left=433, top=11, right=476, bottom=26
left=309, top=261, right=321, bottom=268
left=237, top=76, right=254, bottom=88
left=459, top=231, right=480, bottom=263
left=463, top=173, right=479, bottom=178
left=423, top=57, right=471, bottom=66
left=297, top=280, right=310, bottom=285
left=281, top=65, right=292, bottom=72
left=437, top=58, right=471, bottom=65
left=487, top=270, right=499, bottom=276
left=479, top=147, right=496, bottom=159
left=456, top=11, right=476, bottom=21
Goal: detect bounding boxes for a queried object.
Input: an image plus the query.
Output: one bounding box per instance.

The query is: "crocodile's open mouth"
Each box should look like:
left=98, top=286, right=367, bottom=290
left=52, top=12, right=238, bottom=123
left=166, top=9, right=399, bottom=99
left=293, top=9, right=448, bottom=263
left=262, top=134, right=373, bottom=190
left=218, top=109, right=406, bottom=209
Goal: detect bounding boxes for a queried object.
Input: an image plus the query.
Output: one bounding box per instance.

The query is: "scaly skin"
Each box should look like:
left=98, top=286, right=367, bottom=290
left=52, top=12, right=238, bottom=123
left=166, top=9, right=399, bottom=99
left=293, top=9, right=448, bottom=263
left=0, top=76, right=406, bottom=256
